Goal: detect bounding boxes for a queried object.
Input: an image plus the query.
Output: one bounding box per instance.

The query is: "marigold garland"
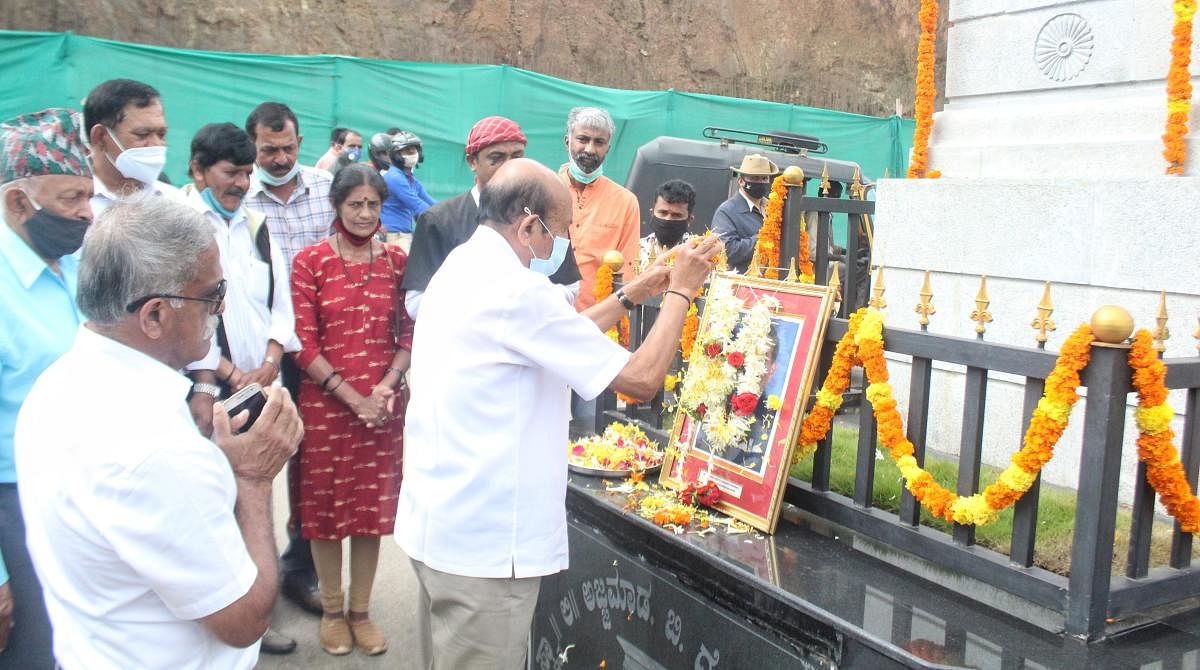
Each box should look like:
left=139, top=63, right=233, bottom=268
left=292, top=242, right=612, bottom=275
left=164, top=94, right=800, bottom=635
left=1163, top=0, right=1196, bottom=175
left=907, top=0, right=940, bottom=179
left=752, top=176, right=787, bottom=278
left=794, top=308, right=1094, bottom=526
left=594, top=264, right=631, bottom=348
left=749, top=175, right=814, bottom=282
left=1129, top=330, right=1200, bottom=531
left=680, top=299, right=700, bottom=362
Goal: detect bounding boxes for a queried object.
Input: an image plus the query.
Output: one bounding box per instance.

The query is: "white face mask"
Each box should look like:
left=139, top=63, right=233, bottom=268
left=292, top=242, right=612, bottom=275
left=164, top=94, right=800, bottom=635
left=105, top=127, right=167, bottom=187
left=402, top=153, right=419, bottom=168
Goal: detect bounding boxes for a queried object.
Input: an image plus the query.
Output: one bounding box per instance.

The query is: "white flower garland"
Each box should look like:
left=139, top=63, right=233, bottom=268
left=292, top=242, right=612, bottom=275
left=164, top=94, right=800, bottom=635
left=677, top=280, right=779, bottom=454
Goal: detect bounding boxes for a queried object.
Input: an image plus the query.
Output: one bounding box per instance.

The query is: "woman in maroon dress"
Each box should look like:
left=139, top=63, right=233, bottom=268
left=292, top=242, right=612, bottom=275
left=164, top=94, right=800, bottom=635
left=291, top=163, right=413, bottom=656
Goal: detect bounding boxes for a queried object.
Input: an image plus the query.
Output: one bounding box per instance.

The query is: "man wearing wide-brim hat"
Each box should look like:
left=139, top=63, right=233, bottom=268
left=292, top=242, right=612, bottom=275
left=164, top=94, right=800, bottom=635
left=711, top=153, right=780, bottom=273
left=0, top=107, right=94, bottom=669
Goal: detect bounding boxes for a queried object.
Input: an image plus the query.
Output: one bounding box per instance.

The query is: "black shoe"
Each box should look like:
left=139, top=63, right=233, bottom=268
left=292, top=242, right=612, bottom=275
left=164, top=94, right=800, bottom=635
left=260, top=627, right=297, bottom=655
left=281, top=571, right=323, bottom=616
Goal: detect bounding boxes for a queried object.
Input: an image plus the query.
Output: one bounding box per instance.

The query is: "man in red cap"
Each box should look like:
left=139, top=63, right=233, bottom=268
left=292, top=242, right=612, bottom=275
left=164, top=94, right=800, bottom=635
left=402, top=115, right=580, bottom=318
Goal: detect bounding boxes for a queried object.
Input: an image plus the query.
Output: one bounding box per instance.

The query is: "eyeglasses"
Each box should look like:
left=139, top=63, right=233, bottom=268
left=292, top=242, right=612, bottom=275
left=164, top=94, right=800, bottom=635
left=125, top=279, right=227, bottom=315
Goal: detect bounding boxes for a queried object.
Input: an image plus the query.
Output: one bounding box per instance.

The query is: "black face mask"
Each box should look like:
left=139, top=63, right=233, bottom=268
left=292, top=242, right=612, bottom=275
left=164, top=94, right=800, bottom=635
left=25, top=207, right=89, bottom=259
left=651, top=216, right=689, bottom=248
left=743, top=181, right=770, bottom=200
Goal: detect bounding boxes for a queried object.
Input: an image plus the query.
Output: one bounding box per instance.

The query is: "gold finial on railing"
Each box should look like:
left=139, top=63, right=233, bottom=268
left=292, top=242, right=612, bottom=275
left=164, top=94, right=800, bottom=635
left=868, top=265, right=887, bottom=309
left=883, top=167, right=891, bottom=179
left=829, top=261, right=842, bottom=305
left=914, top=270, right=935, bottom=330
left=970, top=275, right=993, bottom=338
left=1031, top=281, right=1056, bottom=349
left=747, top=250, right=762, bottom=278
left=715, top=249, right=729, bottom=273
left=784, top=256, right=799, bottom=282
left=1153, top=290, right=1171, bottom=353
left=646, top=244, right=657, bottom=269
left=819, top=163, right=831, bottom=197
left=849, top=167, right=865, bottom=200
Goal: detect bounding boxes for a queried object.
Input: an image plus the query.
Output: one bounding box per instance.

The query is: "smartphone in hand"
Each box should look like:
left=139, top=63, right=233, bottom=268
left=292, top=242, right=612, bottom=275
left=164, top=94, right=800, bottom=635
left=220, top=383, right=268, bottom=434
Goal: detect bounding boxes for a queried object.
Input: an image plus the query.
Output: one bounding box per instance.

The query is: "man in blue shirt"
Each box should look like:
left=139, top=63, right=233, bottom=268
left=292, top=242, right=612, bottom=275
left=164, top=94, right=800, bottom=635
left=711, top=154, right=780, bottom=273
left=380, top=130, right=435, bottom=252
left=0, top=108, right=94, bottom=669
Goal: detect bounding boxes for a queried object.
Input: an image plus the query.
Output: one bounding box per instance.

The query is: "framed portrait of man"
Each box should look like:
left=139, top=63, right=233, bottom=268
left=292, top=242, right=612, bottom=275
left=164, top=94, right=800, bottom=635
left=661, top=273, right=834, bottom=533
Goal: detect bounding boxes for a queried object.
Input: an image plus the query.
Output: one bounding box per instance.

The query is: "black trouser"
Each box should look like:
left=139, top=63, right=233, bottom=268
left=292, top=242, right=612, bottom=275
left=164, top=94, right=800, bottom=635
left=0, top=483, right=54, bottom=669
left=278, top=356, right=314, bottom=577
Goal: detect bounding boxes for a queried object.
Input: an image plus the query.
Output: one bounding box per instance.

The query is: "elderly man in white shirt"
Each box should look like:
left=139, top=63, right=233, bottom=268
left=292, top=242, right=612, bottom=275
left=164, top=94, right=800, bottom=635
left=81, top=78, right=187, bottom=219
left=397, top=158, right=721, bottom=669
left=14, top=196, right=303, bottom=670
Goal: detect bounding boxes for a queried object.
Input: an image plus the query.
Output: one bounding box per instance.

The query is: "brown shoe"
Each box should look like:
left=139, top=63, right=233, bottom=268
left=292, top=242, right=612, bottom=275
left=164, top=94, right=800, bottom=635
left=320, top=614, right=354, bottom=655
left=348, top=613, right=388, bottom=656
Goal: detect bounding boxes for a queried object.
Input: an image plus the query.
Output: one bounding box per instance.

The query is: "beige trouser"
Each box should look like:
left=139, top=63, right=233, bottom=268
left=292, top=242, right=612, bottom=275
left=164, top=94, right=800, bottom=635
left=386, top=231, right=412, bottom=253
left=408, top=558, right=542, bottom=670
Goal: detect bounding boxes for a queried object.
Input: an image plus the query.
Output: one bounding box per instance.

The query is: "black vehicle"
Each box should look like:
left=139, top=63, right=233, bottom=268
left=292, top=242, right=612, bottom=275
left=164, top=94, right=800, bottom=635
left=623, top=127, right=870, bottom=237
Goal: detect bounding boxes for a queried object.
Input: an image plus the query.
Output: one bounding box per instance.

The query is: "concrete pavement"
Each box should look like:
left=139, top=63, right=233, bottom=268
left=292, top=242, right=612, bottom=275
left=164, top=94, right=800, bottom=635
left=257, top=473, right=422, bottom=669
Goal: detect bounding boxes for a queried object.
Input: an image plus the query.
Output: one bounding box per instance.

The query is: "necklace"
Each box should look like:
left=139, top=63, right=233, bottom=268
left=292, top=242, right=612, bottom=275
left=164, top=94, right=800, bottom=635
left=335, top=234, right=374, bottom=287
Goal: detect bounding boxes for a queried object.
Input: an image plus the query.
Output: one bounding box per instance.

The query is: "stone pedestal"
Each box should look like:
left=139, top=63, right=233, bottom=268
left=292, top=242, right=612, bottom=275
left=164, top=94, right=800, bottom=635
left=873, top=0, right=1200, bottom=501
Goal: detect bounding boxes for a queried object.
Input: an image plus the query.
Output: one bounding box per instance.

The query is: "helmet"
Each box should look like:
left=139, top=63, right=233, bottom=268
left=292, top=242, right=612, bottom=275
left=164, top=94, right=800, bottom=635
left=368, top=132, right=393, bottom=170
left=388, top=130, right=424, bottom=167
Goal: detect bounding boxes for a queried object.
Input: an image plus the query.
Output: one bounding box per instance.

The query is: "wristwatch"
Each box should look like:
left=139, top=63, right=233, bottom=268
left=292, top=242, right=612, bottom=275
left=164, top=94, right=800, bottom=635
left=191, top=382, right=221, bottom=399
left=614, top=287, right=636, bottom=311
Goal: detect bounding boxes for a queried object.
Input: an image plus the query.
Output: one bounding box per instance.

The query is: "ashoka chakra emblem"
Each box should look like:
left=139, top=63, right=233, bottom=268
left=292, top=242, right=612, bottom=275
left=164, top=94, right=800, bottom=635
left=1035, top=13, right=1094, bottom=81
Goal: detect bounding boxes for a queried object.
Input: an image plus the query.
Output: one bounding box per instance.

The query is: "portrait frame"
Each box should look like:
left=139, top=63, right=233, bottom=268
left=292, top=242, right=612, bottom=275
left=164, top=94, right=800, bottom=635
left=660, top=273, right=834, bottom=533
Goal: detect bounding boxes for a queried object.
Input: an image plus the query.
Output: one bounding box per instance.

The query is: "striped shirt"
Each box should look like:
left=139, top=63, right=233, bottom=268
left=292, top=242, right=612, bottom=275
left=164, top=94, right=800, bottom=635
left=245, top=166, right=335, bottom=269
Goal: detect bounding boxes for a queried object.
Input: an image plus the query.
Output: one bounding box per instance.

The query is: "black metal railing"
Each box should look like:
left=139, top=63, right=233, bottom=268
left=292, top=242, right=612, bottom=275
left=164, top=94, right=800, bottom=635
left=591, top=183, right=1200, bottom=642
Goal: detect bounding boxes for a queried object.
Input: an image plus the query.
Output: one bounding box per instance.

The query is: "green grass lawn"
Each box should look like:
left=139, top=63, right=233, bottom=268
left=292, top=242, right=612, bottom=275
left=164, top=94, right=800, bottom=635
left=789, top=424, right=1193, bottom=576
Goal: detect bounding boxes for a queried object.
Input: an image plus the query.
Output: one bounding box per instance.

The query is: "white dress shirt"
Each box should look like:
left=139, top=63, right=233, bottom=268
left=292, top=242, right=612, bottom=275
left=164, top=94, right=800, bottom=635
left=182, top=186, right=300, bottom=373
left=15, top=326, right=259, bottom=670
left=89, top=174, right=186, bottom=220
left=396, top=226, right=630, bottom=579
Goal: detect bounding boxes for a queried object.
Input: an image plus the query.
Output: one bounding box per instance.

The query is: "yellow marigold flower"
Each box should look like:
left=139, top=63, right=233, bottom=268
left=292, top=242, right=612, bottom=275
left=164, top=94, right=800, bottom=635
left=1035, top=397, right=1072, bottom=425
left=1136, top=404, right=1175, bottom=435
left=865, top=382, right=893, bottom=405
left=997, top=465, right=1037, bottom=493
left=766, top=395, right=782, bottom=410
left=816, top=388, right=844, bottom=410
left=663, top=374, right=679, bottom=393
left=951, top=496, right=999, bottom=526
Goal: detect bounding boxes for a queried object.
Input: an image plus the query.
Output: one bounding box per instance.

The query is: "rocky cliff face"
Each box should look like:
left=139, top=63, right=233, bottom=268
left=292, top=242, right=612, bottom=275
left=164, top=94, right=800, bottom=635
left=2, top=0, right=943, bottom=116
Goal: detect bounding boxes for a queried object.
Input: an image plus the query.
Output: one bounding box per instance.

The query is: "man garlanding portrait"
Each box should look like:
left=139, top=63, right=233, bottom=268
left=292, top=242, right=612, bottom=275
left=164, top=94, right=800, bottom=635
left=15, top=197, right=303, bottom=670
left=0, top=107, right=94, bottom=670
left=402, top=115, right=581, bottom=318
left=397, top=157, right=722, bottom=669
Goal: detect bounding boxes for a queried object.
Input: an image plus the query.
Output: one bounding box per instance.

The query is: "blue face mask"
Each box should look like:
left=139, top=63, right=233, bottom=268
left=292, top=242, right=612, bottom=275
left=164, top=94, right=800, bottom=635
left=567, top=158, right=603, bottom=185
left=525, top=207, right=570, bottom=276
left=345, top=148, right=362, bottom=162
left=256, top=163, right=300, bottom=187
left=200, top=187, right=239, bottom=220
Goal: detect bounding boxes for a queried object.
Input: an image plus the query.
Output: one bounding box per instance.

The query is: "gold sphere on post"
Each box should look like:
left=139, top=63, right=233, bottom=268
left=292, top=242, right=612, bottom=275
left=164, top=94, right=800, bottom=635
left=602, top=249, right=625, bottom=271
left=782, top=165, right=805, bottom=185
left=1090, top=305, right=1134, bottom=344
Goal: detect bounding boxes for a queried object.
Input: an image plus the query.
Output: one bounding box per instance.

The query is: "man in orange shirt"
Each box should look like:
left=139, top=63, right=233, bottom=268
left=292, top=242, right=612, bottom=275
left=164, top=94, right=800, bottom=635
left=558, top=107, right=640, bottom=311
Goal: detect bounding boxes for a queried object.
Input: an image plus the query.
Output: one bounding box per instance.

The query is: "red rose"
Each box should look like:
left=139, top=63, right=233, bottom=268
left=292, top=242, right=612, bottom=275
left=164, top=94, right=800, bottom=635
left=697, top=483, right=722, bottom=506
left=726, top=351, right=745, bottom=368
left=731, top=392, right=759, bottom=417
left=705, top=342, right=722, bottom=357
left=697, top=403, right=707, bottom=417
